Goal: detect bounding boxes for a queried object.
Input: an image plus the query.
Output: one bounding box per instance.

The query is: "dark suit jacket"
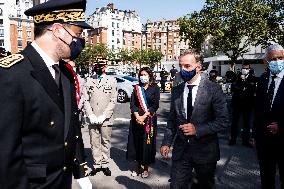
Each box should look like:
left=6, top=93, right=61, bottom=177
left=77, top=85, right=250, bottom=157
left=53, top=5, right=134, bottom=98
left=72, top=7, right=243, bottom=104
left=162, top=76, right=229, bottom=163
left=0, top=45, right=86, bottom=189
left=253, top=72, right=284, bottom=143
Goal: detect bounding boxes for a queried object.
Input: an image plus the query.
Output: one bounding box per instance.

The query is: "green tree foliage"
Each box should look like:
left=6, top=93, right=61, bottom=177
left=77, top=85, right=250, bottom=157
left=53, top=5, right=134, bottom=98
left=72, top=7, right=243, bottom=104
left=75, top=43, right=110, bottom=75
left=262, top=0, right=284, bottom=46
left=178, top=0, right=282, bottom=69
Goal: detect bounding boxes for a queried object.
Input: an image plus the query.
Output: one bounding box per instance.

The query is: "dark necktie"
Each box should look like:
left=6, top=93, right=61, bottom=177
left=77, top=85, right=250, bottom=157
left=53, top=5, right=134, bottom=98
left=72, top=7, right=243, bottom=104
left=268, top=75, right=276, bottom=109
left=187, top=85, right=195, bottom=122
left=52, top=64, right=61, bottom=88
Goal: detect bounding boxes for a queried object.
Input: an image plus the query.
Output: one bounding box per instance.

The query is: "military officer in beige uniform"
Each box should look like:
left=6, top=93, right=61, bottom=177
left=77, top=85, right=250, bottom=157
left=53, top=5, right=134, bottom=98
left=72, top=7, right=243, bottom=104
left=83, top=61, right=117, bottom=176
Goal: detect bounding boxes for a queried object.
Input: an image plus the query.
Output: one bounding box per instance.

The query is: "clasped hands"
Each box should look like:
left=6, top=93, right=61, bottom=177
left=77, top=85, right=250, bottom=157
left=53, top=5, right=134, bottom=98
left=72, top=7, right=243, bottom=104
left=135, top=112, right=151, bottom=125
left=89, top=114, right=106, bottom=125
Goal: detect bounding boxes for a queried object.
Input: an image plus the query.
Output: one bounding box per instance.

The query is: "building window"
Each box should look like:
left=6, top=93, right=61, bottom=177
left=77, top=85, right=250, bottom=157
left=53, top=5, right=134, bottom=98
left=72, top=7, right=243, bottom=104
left=18, top=22, right=22, bottom=27
left=0, top=29, right=4, bottom=37
left=117, top=23, right=119, bottom=28
left=0, top=39, right=4, bottom=47
left=0, top=19, right=3, bottom=26
left=132, top=41, right=134, bottom=46
left=112, top=45, right=114, bottom=50
left=18, top=30, right=22, bottom=38
left=0, top=8, right=3, bottom=16
left=18, top=40, right=22, bottom=47
left=123, top=39, right=125, bottom=45
left=27, top=31, right=31, bottom=38
left=112, top=30, right=114, bottom=36
left=26, top=22, right=30, bottom=28
left=25, top=2, right=29, bottom=8
left=112, top=22, right=114, bottom=27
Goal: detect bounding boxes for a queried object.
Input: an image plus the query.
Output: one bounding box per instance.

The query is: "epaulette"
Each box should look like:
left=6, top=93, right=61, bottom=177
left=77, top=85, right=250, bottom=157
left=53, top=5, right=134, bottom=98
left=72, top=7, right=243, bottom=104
left=0, top=54, right=24, bottom=68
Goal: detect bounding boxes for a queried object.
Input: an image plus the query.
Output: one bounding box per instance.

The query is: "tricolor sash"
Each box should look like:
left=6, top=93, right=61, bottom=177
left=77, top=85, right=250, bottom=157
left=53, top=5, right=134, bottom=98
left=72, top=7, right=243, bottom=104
left=135, top=85, right=149, bottom=113
left=135, top=85, right=156, bottom=144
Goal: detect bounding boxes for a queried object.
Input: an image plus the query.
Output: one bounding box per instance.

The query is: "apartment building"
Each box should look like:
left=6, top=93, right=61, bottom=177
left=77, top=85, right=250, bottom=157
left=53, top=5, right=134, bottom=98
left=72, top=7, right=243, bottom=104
left=143, top=19, right=189, bottom=61
left=87, top=3, right=142, bottom=51
left=0, top=0, right=34, bottom=53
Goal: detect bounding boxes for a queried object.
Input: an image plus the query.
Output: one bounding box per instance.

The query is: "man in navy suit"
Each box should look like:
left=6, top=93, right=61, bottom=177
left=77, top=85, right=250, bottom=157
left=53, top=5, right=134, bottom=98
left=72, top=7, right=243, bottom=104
left=253, top=44, right=284, bottom=189
left=160, top=49, right=228, bottom=189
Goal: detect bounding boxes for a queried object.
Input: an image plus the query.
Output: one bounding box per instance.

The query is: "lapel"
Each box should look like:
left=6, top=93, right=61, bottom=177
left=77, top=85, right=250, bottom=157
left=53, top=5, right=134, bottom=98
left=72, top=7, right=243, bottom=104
left=191, top=77, right=206, bottom=119
left=25, top=45, right=64, bottom=112
left=92, top=74, right=102, bottom=88
left=272, top=76, right=284, bottom=110
left=175, top=82, right=187, bottom=120
left=60, top=61, right=72, bottom=140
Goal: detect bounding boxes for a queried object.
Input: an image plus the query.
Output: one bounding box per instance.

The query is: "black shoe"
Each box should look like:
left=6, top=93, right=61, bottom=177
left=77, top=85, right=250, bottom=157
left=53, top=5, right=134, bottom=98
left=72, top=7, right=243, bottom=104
left=90, top=168, right=101, bottom=176
left=102, top=167, right=111, bottom=176
left=242, top=142, right=253, bottom=148
left=228, top=140, right=236, bottom=146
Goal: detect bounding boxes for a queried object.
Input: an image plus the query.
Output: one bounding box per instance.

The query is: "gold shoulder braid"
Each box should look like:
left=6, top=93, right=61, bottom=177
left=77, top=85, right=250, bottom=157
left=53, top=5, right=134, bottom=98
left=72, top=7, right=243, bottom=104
left=0, top=54, right=24, bottom=68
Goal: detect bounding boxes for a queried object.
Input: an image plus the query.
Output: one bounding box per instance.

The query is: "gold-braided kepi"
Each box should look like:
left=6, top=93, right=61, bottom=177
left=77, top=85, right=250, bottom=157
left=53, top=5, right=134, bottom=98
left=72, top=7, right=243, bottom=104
left=24, top=0, right=93, bottom=29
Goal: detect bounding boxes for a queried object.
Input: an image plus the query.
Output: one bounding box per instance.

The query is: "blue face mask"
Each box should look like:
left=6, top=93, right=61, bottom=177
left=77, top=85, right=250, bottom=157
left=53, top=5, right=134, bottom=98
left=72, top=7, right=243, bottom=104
left=268, top=60, right=284, bottom=75
left=180, top=68, right=197, bottom=81
left=60, top=27, right=86, bottom=60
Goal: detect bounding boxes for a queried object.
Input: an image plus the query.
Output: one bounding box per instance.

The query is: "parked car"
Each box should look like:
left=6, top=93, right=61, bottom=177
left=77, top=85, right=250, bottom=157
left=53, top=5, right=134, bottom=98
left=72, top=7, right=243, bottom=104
left=114, top=75, right=139, bottom=103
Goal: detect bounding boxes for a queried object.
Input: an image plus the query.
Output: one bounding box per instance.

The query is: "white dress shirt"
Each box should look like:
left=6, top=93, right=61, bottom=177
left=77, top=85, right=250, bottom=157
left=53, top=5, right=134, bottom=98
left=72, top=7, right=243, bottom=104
left=268, top=69, right=284, bottom=106
left=31, top=41, right=59, bottom=79
left=183, top=74, right=201, bottom=119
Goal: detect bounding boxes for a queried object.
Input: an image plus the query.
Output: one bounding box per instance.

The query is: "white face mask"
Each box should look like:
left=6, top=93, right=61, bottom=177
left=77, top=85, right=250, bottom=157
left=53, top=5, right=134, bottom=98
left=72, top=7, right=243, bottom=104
left=241, top=68, right=250, bottom=76
left=140, top=75, right=149, bottom=84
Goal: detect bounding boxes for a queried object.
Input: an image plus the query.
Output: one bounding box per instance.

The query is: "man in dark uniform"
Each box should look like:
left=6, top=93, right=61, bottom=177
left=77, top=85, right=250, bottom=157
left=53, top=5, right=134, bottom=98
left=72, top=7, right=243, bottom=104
left=0, top=0, right=93, bottom=189
left=229, top=62, right=257, bottom=147
left=160, top=67, right=168, bottom=93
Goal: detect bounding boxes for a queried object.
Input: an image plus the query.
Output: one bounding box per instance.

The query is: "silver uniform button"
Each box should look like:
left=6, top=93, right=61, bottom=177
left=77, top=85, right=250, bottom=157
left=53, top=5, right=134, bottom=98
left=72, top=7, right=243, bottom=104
left=50, top=121, right=55, bottom=127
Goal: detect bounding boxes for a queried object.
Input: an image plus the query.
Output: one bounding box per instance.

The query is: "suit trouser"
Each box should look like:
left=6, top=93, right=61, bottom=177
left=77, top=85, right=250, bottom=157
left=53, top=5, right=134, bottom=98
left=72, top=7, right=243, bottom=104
left=231, top=103, right=252, bottom=143
left=170, top=148, right=217, bottom=189
left=89, top=125, right=112, bottom=168
left=256, top=137, right=284, bottom=189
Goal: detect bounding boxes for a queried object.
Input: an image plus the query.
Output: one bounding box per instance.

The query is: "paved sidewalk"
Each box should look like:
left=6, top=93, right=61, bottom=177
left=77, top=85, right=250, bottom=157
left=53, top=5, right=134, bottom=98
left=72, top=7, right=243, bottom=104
left=72, top=93, right=279, bottom=189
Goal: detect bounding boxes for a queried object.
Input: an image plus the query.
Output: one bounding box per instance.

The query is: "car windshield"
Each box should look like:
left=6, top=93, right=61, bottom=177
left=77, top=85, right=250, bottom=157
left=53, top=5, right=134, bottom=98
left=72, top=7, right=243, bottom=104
left=122, top=76, right=138, bottom=82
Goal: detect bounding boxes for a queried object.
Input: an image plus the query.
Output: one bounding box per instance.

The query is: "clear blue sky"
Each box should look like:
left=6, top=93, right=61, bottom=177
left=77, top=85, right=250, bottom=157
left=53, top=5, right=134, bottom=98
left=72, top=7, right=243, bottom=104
left=86, top=0, right=205, bottom=23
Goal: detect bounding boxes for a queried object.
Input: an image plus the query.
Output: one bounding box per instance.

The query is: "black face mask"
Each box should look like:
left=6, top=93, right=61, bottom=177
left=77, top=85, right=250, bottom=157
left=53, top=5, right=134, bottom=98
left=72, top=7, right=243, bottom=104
left=60, top=27, right=85, bottom=60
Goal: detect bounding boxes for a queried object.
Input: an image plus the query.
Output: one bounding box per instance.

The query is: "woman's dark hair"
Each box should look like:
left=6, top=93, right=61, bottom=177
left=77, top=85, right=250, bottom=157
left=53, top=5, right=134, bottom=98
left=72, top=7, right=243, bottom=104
left=138, top=66, right=155, bottom=86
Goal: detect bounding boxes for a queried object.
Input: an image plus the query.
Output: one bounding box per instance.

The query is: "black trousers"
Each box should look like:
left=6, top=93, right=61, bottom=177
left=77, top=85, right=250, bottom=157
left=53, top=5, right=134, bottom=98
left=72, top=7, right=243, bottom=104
left=170, top=148, right=217, bottom=189
left=256, top=137, right=284, bottom=189
left=161, top=82, right=166, bottom=92
left=230, top=103, right=252, bottom=143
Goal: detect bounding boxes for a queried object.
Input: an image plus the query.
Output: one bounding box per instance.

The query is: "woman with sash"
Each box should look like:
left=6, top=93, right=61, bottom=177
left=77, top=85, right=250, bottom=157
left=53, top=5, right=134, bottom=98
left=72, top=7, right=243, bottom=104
left=126, top=66, right=160, bottom=178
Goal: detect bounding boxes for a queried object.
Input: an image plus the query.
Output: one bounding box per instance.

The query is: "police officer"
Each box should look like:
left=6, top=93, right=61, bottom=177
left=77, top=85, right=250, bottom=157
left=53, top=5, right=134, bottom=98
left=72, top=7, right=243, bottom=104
left=83, top=60, right=117, bottom=176
left=0, top=0, right=93, bottom=188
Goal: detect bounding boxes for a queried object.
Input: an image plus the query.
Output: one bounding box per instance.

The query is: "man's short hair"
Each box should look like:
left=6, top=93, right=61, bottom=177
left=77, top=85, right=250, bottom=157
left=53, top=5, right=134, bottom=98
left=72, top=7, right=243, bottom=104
left=179, top=49, right=204, bottom=65
left=34, top=23, right=72, bottom=39
left=264, top=43, right=284, bottom=59
left=242, top=62, right=251, bottom=67
left=34, top=24, right=51, bottom=38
